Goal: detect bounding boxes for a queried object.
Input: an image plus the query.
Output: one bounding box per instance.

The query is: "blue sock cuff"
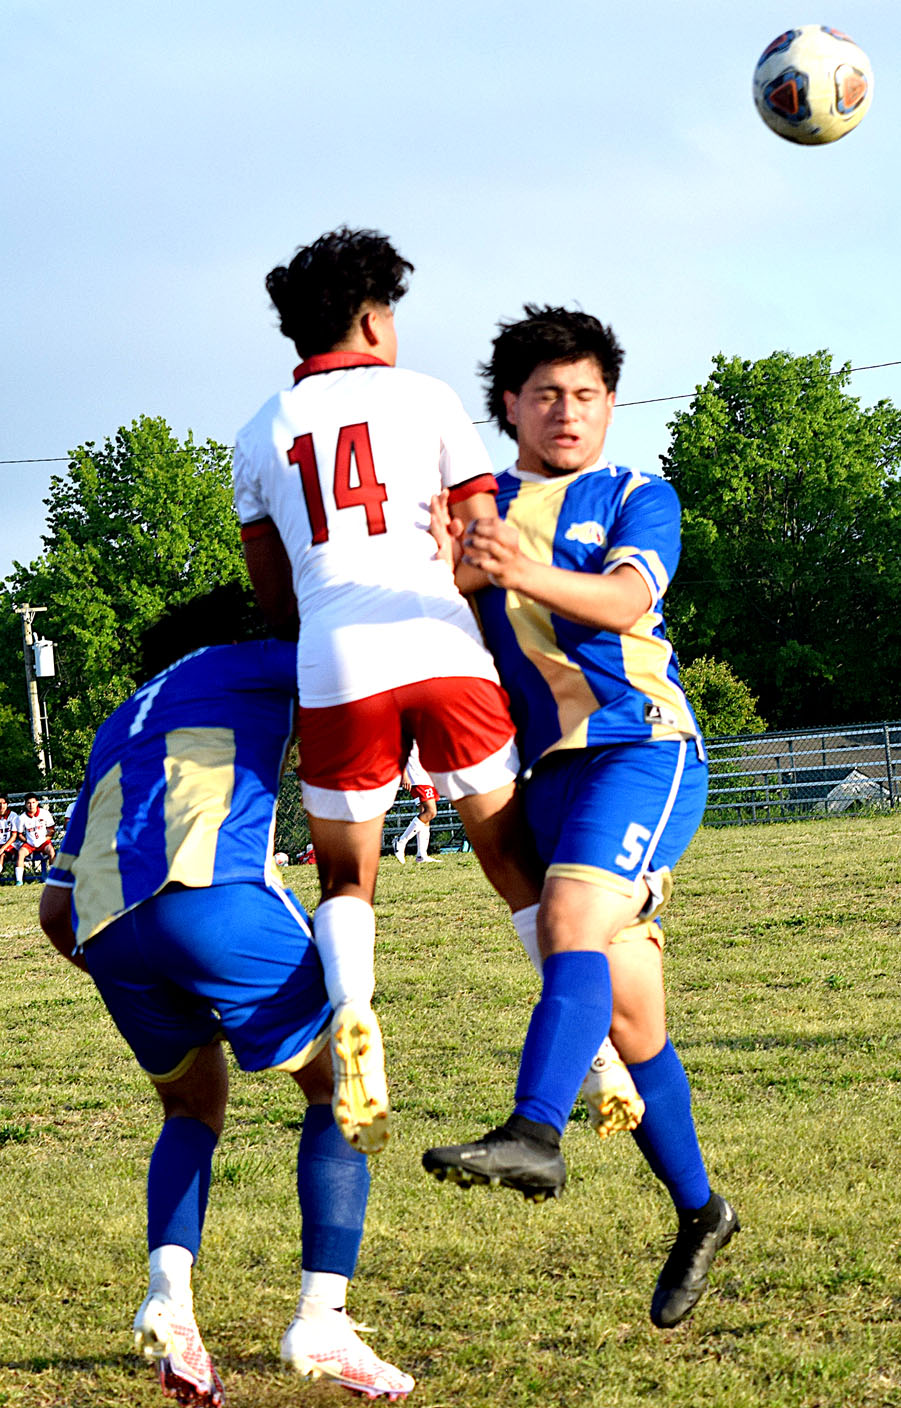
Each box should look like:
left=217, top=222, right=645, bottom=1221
left=628, top=1037, right=677, bottom=1088
left=541, top=950, right=610, bottom=998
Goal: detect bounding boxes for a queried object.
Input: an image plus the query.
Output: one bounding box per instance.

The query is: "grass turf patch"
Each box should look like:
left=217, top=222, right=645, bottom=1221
left=0, top=814, right=900, bottom=1406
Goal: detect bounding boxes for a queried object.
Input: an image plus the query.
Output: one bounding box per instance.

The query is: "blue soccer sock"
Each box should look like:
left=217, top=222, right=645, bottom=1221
left=298, top=1105, right=370, bottom=1279
left=514, top=951, right=613, bottom=1134
left=628, top=1038, right=711, bottom=1213
left=147, top=1116, right=219, bottom=1258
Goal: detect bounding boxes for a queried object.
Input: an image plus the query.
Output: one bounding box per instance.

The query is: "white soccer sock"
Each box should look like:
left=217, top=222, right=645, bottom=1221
left=511, top=903, right=542, bottom=975
left=397, top=816, right=418, bottom=850
left=297, top=1270, right=349, bottom=1315
left=14, top=866, right=23, bottom=884
left=313, top=896, right=376, bottom=1010
left=414, top=816, right=430, bottom=860
left=148, top=1244, right=194, bottom=1307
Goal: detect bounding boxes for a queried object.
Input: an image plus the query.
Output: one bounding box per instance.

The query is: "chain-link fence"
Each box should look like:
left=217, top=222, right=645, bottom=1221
left=19, top=719, right=901, bottom=854
left=705, top=721, right=901, bottom=825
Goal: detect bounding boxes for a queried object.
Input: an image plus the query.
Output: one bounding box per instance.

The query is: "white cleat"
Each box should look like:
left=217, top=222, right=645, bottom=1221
left=331, top=1001, right=391, bottom=1155
left=414, top=855, right=441, bottom=863
left=580, top=1036, right=645, bottom=1139
left=281, top=1307, right=414, bottom=1400
left=133, top=1291, right=225, bottom=1406
left=392, top=839, right=406, bottom=865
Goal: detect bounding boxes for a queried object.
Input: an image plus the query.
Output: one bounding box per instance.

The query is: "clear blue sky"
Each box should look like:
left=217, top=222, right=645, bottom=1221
left=3, top=0, right=898, bottom=580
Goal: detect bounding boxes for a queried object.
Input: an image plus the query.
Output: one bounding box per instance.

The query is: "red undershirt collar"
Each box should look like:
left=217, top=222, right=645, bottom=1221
left=293, top=352, right=390, bottom=383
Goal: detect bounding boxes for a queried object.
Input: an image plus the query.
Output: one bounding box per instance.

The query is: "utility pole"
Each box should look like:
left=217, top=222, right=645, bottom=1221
left=14, top=604, right=48, bottom=774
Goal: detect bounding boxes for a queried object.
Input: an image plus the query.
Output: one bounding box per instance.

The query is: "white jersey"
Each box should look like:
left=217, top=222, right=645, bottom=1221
left=21, top=806, right=53, bottom=847
left=0, top=810, right=18, bottom=846
left=233, top=353, right=502, bottom=707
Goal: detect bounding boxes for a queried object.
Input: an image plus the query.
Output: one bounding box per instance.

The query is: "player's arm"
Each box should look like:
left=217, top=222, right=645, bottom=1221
left=431, top=480, right=500, bottom=595
left=462, top=516, right=653, bottom=632
left=241, top=518, right=300, bottom=640
left=39, top=884, right=87, bottom=972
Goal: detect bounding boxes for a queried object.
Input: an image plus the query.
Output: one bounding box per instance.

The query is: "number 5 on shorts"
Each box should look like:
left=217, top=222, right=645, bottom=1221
left=615, top=821, right=652, bottom=871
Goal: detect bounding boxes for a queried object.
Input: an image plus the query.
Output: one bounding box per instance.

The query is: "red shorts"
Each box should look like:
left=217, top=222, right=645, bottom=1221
left=298, top=676, right=518, bottom=822
left=20, top=841, right=53, bottom=857
left=411, top=784, right=439, bottom=804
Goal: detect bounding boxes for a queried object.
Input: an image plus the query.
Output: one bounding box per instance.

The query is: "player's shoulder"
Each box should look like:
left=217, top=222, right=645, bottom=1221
left=602, top=463, right=680, bottom=510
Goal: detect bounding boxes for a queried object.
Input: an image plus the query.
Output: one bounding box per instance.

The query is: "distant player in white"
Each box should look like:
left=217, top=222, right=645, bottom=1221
left=15, top=793, right=55, bottom=884
left=393, top=741, right=441, bottom=865
left=0, top=794, right=19, bottom=880
left=233, top=228, right=542, bottom=1153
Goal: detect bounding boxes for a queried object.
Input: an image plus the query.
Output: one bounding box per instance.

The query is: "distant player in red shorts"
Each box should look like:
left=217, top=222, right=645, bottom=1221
left=393, top=741, right=441, bottom=864
left=15, top=794, right=55, bottom=884
left=233, top=228, right=541, bottom=1154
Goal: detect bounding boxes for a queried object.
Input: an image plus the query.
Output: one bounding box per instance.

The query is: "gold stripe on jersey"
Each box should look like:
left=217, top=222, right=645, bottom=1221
left=164, top=727, right=236, bottom=887
left=619, top=613, right=695, bottom=740
left=75, top=762, right=126, bottom=943
left=545, top=861, right=641, bottom=895
left=506, top=482, right=599, bottom=753
left=603, top=544, right=671, bottom=595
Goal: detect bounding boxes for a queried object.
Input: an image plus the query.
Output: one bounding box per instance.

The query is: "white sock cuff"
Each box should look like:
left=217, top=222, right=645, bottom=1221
left=299, top=1270, right=349, bottom=1312
left=512, top=903, right=542, bottom=975
left=148, top=1244, right=194, bottom=1304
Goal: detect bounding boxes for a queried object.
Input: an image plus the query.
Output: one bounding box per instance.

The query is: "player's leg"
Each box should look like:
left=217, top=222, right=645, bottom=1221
left=302, top=814, right=391, bottom=1154
left=604, top=932, right=738, bottom=1326
left=413, top=790, right=439, bottom=862
left=278, top=1046, right=414, bottom=1399
left=14, top=843, right=29, bottom=885
left=82, top=905, right=227, bottom=1407
left=298, top=693, right=407, bottom=1153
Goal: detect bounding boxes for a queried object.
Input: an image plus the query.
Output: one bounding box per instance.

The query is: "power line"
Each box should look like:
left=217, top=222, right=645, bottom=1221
left=2, top=360, right=899, bottom=467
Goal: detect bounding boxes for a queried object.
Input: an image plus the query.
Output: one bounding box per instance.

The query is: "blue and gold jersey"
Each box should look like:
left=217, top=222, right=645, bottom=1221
left=476, top=462, right=700, bottom=771
left=47, top=640, right=297, bottom=946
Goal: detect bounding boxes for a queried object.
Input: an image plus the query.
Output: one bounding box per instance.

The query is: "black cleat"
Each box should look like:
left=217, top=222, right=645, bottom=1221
left=422, top=1116, right=566, bottom=1203
left=650, top=1192, right=739, bottom=1328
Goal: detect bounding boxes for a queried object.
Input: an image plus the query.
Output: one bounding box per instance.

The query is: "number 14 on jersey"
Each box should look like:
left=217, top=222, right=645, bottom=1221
left=288, top=422, right=388, bottom=544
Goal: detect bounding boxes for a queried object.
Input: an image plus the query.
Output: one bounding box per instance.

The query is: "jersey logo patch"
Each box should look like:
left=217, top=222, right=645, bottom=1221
left=565, top=521, right=607, bottom=547
left=644, top=702, right=682, bottom=729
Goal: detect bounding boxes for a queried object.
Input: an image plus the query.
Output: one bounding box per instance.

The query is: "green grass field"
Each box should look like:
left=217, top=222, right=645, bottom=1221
left=1, top=814, right=900, bottom=1408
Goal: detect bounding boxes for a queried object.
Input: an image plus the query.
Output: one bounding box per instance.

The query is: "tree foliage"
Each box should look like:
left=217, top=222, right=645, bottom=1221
left=4, top=417, right=246, bottom=784
left=679, top=655, right=766, bottom=738
left=663, top=350, right=901, bottom=728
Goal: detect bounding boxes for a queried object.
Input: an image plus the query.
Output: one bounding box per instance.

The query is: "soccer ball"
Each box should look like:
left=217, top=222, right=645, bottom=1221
left=753, top=25, right=873, bottom=145
left=273, top=851, right=289, bottom=866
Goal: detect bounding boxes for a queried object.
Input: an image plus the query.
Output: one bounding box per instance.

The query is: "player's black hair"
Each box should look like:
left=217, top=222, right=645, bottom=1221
left=24, top=794, right=38, bottom=805
left=266, top=227, right=414, bottom=358
left=481, top=304, right=625, bottom=441
left=136, top=582, right=270, bottom=684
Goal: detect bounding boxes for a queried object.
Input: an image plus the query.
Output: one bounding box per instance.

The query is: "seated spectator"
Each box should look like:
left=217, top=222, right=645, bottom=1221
left=16, top=794, right=55, bottom=884
left=0, top=795, right=19, bottom=881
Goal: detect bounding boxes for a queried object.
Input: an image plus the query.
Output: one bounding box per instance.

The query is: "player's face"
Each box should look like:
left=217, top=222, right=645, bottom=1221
left=25, top=799, right=38, bottom=815
left=503, top=357, right=615, bottom=477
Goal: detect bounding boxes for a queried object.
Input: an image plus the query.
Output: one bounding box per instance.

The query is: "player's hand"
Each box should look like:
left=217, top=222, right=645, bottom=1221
left=429, top=491, right=464, bottom=567
left=462, top=517, right=528, bottom=589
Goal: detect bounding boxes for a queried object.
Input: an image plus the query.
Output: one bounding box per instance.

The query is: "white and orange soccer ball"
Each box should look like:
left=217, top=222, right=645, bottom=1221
left=273, top=851, right=289, bottom=867
left=753, top=25, right=873, bottom=145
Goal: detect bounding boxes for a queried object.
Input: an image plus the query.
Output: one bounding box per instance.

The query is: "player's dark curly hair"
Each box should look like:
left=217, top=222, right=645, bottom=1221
left=266, top=227, right=414, bottom=358
left=137, top=582, right=271, bottom=684
left=481, top=305, right=625, bottom=441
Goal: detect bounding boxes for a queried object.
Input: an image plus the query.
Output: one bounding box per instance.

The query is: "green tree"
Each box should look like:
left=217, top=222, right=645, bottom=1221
left=6, top=416, right=247, bottom=781
left=679, top=656, right=766, bottom=738
left=663, top=350, right=901, bottom=728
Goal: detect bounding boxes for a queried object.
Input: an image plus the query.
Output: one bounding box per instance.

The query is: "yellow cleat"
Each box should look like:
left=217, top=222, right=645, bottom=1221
left=331, top=1001, right=391, bottom=1155
left=580, top=1036, right=645, bottom=1139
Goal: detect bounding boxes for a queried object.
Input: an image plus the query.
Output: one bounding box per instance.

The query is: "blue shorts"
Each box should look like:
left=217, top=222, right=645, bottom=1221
left=83, top=881, right=332, bottom=1081
left=523, top=739, right=707, bottom=907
